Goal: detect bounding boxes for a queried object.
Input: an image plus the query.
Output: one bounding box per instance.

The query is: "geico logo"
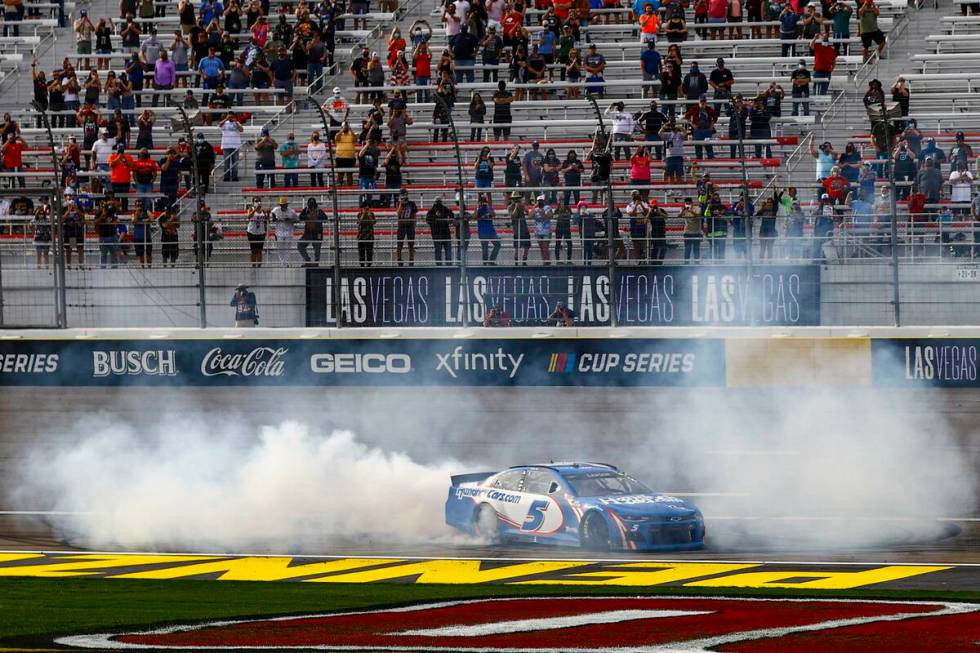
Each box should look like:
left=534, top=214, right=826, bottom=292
left=310, top=353, right=412, bottom=374
left=93, top=350, right=177, bottom=377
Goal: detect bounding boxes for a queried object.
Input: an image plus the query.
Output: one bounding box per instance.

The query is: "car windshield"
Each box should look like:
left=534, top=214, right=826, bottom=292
left=562, top=472, right=653, bottom=497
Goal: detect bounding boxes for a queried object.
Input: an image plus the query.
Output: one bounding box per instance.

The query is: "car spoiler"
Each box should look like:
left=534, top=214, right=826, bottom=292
left=450, top=471, right=495, bottom=486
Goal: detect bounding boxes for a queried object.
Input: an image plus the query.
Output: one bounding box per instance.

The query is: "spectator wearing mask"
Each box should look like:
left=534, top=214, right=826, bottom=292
left=682, top=62, right=708, bottom=108
left=476, top=193, right=501, bottom=264
left=245, top=198, right=269, bottom=267
left=606, top=101, right=636, bottom=160
left=278, top=132, right=301, bottom=188
left=254, top=128, right=278, bottom=188
left=790, top=59, right=811, bottom=117
left=916, top=156, right=942, bottom=204
left=810, top=140, right=837, bottom=180
left=640, top=41, right=662, bottom=99
left=194, top=132, right=216, bottom=193
left=918, top=137, right=947, bottom=174
left=427, top=197, right=454, bottom=265
left=685, top=95, right=717, bottom=159
left=218, top=112, right=243, bottom=182
left=298, top=198, right=326, bottom=264
left=131, top=147, right=158, bottom=199
left=708, top=58, right=733, bottom=116
left=107, top=143, right=133, bottom=210
left=892, top=140, right=918, bottom=200
left=357, top=138, right=381, bottom=206
left=950, top=131, right=974, bottom=171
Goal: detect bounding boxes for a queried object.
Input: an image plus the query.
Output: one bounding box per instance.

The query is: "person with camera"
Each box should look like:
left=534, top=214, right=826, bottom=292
left=427, top=197, right=454, bottom=266
left=548, top=302, right=575, bottom=326
left=483, top=304, right=511, bottom=327
left=660, top=120, right=686, bottom=183
left=245, top=197, right=269, bottom=267
left=298, top=197, right=326, bottom=265
left=858, top=0, right=885, bottom=61
left=230, top=284, right=258, bottom=327
left=271, top=196, right=298, bottom=265
left=395, top=190, right=418, bottom=266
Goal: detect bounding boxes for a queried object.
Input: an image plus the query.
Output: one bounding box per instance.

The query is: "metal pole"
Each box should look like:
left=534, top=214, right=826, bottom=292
left=175, top=106, right=207, bottom=329
left=877, top=96, right=901, bottom=327
left=32, top=101, right=68, bottom=328
left=313, top=101, right=346, bottom=328
left=585, top=93, right=618, bottom=328
left=432, top=92, right=469, bottom=327
left=733, top=98, right=755, bottom=326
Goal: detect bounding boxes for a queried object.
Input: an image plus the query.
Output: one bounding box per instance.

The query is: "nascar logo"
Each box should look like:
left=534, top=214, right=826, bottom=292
left=548, top=353, right=576, bottom=373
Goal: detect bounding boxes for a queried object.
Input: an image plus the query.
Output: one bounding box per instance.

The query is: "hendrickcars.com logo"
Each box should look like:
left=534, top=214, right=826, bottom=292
left=548, top=352, right=695, bottom=374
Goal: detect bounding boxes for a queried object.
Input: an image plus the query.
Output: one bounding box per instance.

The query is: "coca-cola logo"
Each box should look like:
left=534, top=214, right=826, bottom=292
left=201, top=347, right=288, bottom=377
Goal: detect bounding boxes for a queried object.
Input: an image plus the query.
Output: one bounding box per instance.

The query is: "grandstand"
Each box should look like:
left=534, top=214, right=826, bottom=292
left=0, top=0, right=978, bottom=327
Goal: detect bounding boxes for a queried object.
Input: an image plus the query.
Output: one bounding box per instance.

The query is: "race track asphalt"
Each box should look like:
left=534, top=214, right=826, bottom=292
left=0, top=387, right=977, bottom=574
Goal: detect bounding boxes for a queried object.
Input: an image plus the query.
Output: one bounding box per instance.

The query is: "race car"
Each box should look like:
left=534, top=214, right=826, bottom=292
left=444, top=462, right=704, bottom=551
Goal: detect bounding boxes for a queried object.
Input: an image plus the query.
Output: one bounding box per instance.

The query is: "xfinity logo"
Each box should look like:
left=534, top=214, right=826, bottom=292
left=201, top=347, right=287, bottom=377
left=435, top=346, right=524, bottom=379
left=93, top=350, right=177, bottom=377
left=311, top=353, right=412, bottom=374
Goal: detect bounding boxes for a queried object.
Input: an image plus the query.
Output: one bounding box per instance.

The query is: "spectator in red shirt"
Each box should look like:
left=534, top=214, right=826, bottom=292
left=810, top=34, right=838, bottom=95
left=501, top=5, right=524, bottom=48
left=1, top=133, right=26, bottom=189
left=131, top=148, right=159, bottom=198
left=822, top=165, right=850, bottom=204
left=412, top=41, right=432, bottom=103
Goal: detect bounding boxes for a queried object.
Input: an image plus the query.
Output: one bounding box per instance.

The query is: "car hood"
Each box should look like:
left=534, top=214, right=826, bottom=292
left=582, top=493, right=700, bottom=517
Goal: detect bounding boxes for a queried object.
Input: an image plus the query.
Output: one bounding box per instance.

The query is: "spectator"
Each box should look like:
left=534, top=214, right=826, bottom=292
left=510, top=191, right=531, bottom=264
left=682, top=62, right=708, bottom=110
left=838, top=142, right=862, bottom=183
left=75, top=10, right=95, bottom=70
left=661, top=121, right=685, bottom=182
left=94, top=195, right=120, bottom=268
left=523, top=140, right=545, bottom=194
left=107, top=143, right=133, bottom=210
left=483, top=304, right=510, bottom=326
left=626, top=190, right=650, bottom=261
left=858, top=0, right=885, bottom=61
left=728, top=95, right=749, bottom=157
left=194, top=132, right=216, bottom=193
left=131, top=199, right=153, bottom=267
left=474, top=194, right=501, bottom=264
left=245, top=197, right=269, bottom=267
left=504, top=144, right=522, bottom=191
left=829, top=0, right=852, bottom=54
left=450, top=26, right=479, bottom=83
left=638, top=3, right=660, bottom=43
left=917, top=157, right=943, bottom=204
left=749, top=98, right=773, bottom=158
left=198, top=47, right=224, bottom=104
left=475, top=146, right=495, bottom=189
left=94, top=18, right=114, bottom=70
left=629, top=146, right=652, bottom=199
left=152, top=50, right=177, bottom=106
left=919, top=137, right=947, bottom=174
left=584, top=43, right=607, bottom=96
left=950, top=131, right=975, bottom=171
left=271, top=47, right=296, bottom=112
left=779, top=4, right=800, bottom=57
left=542, top=148, right=562, bottom=203
left=575, top=199, right=595, bottom=264
left=395, top=190, right=418, bottom=265
left=892, top=141, right=917, bottom=200
left=811, top=34, right=837, bottom=95
left=640, top=41, right=662, bottom=99
left=469, top=92, right=487, bottom=141
left=231, top=284, right=258, bottom=327
left=950, top=163, right=975, bottom=210
left=216, top=113, right=243, bottom=182
left=271, top=196, right=298, bottom=265
left=548, top=302, right=575, bottom=326
left=379, top=147, right=402, bottom=208
left=823, top=165, right=850, bottom=204
left=334, top=122, right=357, bottom=187
left=709, top=58, right=733, bottom=116
left=62, top=201, right=86, bottom=268
left=31, top=197, right=52, bottom=268
left=664, top=10, right=687, bottom=42
left=357, top=138, right=381, bottom=206
left=427, top=197, right=454, bottom=265
left=810, top=139, right=837, bottom=180
left=606, top=101, right=636, bottom=160
left=356, top=199, right=376, bottom=267
left=254, top=128, right=278, bottom=188
left=278, top=132, right=301, bottom=189
left=790, top=59, right=812, bottom=117
left=492, top=80, right=514, bottom=139
left=1, top=133, right=26, bottom=189
left=307, top=131, right=326, bottom=187
left=685, top=95, right=717, bottom=159
left=531, top=195, right=553, bottom=264
left=561, top=150, right=584, bottom=205
left=481, top=26, right=503, bottom=83
left=298, top=198, right=326, bottom=265
left=131, top=147, right=158, bottom=200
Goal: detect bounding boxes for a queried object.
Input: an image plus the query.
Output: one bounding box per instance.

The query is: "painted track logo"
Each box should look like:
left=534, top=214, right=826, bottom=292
left=56, top=597, right=980, bottom=651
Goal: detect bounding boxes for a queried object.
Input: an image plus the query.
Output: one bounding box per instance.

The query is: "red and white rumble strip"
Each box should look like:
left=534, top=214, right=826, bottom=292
left=55, top=596, right=980, bottom=652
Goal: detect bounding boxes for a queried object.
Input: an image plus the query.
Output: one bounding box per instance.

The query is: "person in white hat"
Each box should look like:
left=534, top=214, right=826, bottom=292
left=270, top=196, right=298, bottom=266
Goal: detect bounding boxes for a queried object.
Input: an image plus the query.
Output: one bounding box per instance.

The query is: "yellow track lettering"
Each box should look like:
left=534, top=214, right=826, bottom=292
left=685, top=565, right=952, bottom=589
left=0, top=555, right=216, bottom=578
left=112, top=557, right=394, bottom=581
left=516, top=562, right=760, bottom=586
left=309, top=560, right=589, bottom=584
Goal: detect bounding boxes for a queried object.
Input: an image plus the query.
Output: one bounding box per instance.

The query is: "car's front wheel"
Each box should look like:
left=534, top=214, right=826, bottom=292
left=580, top=512, right=612, bottom=551
left=474, top=504, right=500, bottom=543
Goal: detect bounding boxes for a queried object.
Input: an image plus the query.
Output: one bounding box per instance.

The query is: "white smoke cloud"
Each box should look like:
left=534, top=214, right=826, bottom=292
left=15, top=417, right=463, bottom=552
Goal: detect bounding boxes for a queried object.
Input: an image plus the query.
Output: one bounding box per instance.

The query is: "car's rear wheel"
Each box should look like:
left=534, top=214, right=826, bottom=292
left=581, top=512, right=612, bottom=551
left=474, top=504, right=500, bottom=543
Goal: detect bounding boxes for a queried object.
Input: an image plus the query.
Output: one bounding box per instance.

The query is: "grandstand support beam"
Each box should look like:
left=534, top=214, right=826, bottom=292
left=585, top=93, right=618, bottom=328
left=175, top=106, right=208, bottom=330
left=732, top=98, right=755, bottom=327
left=432, top=92, right=470, bottom=328
left=312, top=101, right=345, bottom=328
left=32, top=100, right=67, bottom=329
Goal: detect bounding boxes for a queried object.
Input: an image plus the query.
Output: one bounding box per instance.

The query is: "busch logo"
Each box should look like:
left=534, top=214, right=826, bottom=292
left=201, top=347, right=287, bottom=377
left=93, top=350, right=177, bottom=377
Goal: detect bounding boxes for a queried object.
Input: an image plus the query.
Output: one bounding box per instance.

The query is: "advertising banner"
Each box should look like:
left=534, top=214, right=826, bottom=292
left=871, top=338, right=980, bottom=388
left=0, top=338, right=726, bottom=387
left=306, top=265, right=820, bottom=327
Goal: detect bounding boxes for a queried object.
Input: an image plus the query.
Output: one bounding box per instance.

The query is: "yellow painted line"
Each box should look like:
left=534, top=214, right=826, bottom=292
left=685, top=565, right=952, bottom=590
left=111, top=557, right=395, bottom=581
left=308, top=560, right=590, bottom=584
left=0, top=555, right=218, bottom=578
left=515, top=562, right=760, bottom=586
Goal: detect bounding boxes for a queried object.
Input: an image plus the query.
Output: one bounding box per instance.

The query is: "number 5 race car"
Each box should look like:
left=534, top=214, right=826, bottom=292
left=445, top=463, right=705, bottom=551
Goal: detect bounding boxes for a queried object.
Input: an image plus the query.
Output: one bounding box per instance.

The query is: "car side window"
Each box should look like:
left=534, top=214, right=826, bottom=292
left=493, top=469, right=525, bottom=491
left=523, top=469, right=558, bottom=495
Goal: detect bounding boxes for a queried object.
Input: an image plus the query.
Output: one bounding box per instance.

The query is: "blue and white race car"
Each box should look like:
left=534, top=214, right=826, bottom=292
left=445, top=462, right=704, bottom=551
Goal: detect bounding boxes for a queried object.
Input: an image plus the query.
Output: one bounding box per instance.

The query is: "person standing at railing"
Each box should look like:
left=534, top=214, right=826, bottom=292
left=298, top=198, right=326, bottom=264
left=950, top=163, right=975, bottom=215
left=278, top=132, right=301, bottom=189
left=857, top=0, right=884, bottom=62
left=427, top=197, right=454, bottom=266
left=790, top=60, right=811, bottom=117
left=152, top=50, right=177, bottom=106
left=828, top=0, right=851, bottom=55
left=218, top=113, right=243, bottom=182
left=892, top=141, right=917, bottom=200
left=31, top=197, right=52, bottom=269
left=194, top=132, right=217, bottom=194
left=75, top=10, right=95, bottom=70
left=810, top=34, right=836, bottom=95
left=271, top=196, right=298, bottom=265
left=62, top=201, right=86, bottom=268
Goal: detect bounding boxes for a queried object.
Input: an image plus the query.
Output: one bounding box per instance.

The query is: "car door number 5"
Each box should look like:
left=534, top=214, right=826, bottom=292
left=523, top=500, right=549, bottom=531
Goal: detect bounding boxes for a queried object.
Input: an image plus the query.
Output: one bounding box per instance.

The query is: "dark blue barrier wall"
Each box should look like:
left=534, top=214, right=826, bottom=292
left=871, top=339, right=980, bottom=388
left=306, top=265, right=821, bottom=327
left=0, top=338, right=727, bottom=387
